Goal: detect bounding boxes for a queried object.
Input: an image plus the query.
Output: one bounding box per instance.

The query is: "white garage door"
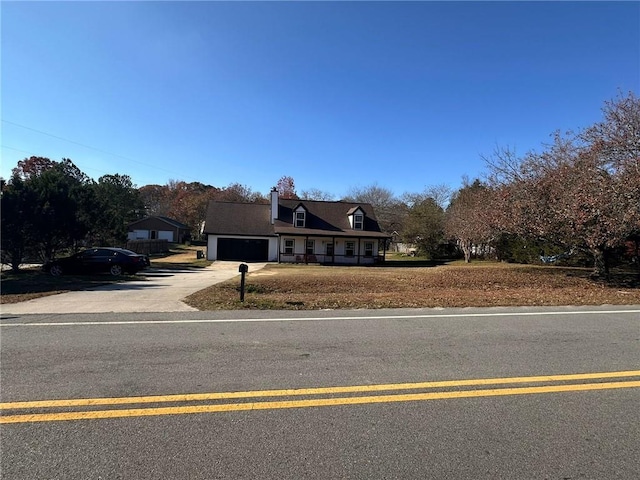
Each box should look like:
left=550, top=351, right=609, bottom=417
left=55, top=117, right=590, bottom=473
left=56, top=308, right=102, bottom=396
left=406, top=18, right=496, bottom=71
left=158, top=230, right=174, bottom=241
left=131, top=229, right=150, bottom=240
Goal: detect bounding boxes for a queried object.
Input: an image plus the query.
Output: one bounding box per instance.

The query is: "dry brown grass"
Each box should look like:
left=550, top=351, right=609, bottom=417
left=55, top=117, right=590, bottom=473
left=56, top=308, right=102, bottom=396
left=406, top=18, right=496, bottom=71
left=184, top=261, right=640, bottom=310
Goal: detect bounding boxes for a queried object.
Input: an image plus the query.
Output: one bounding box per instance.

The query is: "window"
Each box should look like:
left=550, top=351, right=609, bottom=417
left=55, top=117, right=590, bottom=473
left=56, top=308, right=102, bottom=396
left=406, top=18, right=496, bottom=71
left=364, top=242, right=373, bottom=257
left=306, top=240, right=315, bottom=255
left=326, top=243, right=334, bottom=256
left=284, top=239, right=294, bottom=255
left=345, top=241, right=355, bottom=257
left=354, top=214, right=364, bottom=230
left=295, top=211, right=305, bottom=228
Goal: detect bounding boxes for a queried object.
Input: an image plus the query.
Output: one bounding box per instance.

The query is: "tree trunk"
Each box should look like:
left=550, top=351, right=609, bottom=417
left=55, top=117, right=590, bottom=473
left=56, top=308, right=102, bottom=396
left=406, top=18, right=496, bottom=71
left=591, top=247, right=610, bottom=280
left=6, top=247, right=23, bottom=273
left=460, top=239, right=472, bottom=263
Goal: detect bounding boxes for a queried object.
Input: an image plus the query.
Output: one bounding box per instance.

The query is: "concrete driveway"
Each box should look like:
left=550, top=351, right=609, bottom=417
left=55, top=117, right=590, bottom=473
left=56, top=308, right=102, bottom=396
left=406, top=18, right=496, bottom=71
left=1, top=262, right=266, bottom=314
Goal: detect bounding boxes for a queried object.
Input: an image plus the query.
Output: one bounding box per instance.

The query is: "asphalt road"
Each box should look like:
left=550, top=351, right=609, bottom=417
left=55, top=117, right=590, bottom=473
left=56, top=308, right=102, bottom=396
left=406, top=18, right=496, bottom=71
left=1, top=306, right=639, bottom=479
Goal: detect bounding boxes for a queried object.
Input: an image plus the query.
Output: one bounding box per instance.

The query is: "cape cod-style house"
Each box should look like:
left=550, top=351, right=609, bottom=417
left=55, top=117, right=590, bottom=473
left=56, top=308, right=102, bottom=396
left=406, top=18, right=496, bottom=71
left=203, top=189, right=389, bottom=264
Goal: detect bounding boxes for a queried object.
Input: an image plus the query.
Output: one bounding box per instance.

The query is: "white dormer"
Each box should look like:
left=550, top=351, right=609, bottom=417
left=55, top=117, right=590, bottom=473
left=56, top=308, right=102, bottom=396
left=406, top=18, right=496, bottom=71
left=347, top=207, right=365, bottom=230
left=294, top=204, right=307, bottom=228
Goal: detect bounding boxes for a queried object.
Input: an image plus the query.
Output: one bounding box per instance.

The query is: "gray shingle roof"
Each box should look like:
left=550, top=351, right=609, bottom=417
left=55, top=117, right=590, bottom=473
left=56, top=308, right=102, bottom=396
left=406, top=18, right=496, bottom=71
left=275, top=200, right=388, bottom=238
left=128, top=216, right=190, bottom=229
left=203, top=201, right=275, bottom=236
left=204, top=198, right=389, bottom=239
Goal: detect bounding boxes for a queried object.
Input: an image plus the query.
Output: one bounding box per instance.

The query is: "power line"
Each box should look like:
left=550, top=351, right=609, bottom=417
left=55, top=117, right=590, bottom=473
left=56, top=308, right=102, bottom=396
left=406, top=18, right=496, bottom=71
left=1, top=119, right=201, bottom=182
left=1, top=145, right=121, bottom=179
left=2, top=144, right=117, bottom=176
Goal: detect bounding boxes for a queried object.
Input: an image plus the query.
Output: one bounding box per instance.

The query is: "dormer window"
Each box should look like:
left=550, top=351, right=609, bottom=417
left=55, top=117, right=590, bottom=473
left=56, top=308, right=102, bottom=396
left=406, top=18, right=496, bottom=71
left=354, top=213, right=364, bottom=230
left=347, top=207, right=366, bottom=230
left=294, top=205, right=307, bottom=228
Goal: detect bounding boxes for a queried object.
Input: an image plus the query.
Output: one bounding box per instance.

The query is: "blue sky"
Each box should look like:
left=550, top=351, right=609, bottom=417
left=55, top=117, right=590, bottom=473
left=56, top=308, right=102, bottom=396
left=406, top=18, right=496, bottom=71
left=2, top=1, right=638, bottom=198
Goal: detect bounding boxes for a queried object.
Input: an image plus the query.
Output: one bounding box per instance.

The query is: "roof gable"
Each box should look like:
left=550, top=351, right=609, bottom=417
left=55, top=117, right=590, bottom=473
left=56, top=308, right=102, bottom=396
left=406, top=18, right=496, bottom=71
left=203, top=201, right=274, bottom=236
left=128, top=216, right=190, bottom=229
left=274, top=199, right=386, bottom=237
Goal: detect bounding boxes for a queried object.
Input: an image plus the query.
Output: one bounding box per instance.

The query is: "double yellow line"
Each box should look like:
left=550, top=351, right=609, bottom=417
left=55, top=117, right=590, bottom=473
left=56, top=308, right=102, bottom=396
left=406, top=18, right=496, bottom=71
left=2, top=370, right=639, bottom=424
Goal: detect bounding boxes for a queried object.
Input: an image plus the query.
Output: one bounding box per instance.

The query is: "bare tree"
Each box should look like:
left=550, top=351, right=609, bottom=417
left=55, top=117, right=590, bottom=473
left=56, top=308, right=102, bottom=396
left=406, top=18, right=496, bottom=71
left=343, top=184, right=405, bottom=233
left=299, top=188, right=335, bottom=201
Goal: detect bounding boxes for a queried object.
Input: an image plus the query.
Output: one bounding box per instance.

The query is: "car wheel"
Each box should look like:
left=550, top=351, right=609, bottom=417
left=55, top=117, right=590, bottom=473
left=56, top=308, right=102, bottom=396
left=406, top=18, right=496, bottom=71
left=110, top=264, right=123, bottom=276
left=50, top=265, right=63, bottom=276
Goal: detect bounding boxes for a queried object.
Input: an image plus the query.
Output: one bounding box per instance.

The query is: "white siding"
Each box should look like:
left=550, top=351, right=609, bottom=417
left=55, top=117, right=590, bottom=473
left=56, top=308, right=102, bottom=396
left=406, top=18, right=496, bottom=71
left=207, top=236, right=218, bottom=260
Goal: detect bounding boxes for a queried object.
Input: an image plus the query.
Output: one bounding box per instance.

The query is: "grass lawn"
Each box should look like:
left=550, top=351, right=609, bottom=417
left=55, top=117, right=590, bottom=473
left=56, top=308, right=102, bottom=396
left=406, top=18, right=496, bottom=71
left=184, top=261, right=640, bottom=310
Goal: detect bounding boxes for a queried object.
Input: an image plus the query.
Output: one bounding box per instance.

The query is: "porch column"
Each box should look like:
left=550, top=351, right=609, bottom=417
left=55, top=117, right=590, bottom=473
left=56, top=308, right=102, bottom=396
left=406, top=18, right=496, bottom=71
left=332, top=236, right=336, bottom=264
left=305, top=235, right=309, bottom=264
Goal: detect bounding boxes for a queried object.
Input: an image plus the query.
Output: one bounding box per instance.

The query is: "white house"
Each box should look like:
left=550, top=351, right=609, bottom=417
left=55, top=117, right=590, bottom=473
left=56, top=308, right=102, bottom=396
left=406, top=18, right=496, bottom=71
left=203, top=189, right=389, bottom=264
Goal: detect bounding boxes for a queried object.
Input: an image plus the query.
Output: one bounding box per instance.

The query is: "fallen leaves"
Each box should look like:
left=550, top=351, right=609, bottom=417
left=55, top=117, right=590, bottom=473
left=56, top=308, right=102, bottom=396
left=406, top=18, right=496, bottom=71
left=184, top=262, right=640, bottom=310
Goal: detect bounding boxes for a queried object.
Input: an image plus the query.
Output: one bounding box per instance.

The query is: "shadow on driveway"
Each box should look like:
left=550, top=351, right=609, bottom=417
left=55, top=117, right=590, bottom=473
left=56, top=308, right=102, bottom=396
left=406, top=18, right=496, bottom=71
left=1, top=263, right=266, bottom=314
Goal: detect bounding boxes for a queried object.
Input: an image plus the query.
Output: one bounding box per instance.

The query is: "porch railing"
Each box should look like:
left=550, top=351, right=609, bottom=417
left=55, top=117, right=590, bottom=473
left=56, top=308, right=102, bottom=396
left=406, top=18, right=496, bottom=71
left=279, top=253, right=384, bottom=264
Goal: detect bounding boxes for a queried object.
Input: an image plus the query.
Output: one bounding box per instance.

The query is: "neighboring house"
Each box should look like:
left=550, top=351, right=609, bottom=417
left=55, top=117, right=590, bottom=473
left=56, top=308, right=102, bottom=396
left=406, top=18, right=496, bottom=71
left=127, top=216, right=191, bottom=243
left=203, top=189, right=390, bottom=264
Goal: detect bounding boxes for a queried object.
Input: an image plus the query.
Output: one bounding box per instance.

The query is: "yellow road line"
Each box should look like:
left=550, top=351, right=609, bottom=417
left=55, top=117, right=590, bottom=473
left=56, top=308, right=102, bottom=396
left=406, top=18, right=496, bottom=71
left=2, top=370, right=640, bottom=410
left=2, top=380, right=639, bottom=424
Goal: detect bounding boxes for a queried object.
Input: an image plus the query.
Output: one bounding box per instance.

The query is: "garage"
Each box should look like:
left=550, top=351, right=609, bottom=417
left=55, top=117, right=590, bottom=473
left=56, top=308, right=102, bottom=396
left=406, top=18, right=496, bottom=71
left=217, top=238, right=269, bottom=261
left=157, top=230, right=174, bottom=241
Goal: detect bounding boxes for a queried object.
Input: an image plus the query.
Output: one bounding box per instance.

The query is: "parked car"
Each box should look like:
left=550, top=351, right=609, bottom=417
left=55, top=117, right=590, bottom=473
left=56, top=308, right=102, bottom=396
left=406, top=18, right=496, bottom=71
left=44, top=248, right=150, bottom=276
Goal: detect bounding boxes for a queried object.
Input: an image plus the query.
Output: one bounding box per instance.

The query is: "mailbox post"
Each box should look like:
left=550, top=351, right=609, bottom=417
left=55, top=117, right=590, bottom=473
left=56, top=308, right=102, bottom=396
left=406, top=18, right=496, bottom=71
left=238, top=263, right=248, bottom=302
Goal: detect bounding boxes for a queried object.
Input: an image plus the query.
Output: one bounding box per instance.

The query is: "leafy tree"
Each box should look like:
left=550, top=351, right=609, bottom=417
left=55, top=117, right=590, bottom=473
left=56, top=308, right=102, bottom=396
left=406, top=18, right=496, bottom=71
left=29, top=159, right=95, bottom=260
left=1, top=174, right=37, bottom=271
left=137, top=181, right=268, bottom=240
left=11, top=156, right=56, bottom=180
left=275, top=175, right=298, bottom=199
left=139, top=184, right=172, bottom=216
left=402, top=196, right=445, bottom=258
left=445, top=180, right=493, bottom=263
left=92, top=174, right=145, bottom=245
left=483, top=92, right=640, bottom=277
left=5, top=158, right=95, bottom=262
left=218, top=183, right=266, bottom=203
left=2, top=156, right=154, bottom=266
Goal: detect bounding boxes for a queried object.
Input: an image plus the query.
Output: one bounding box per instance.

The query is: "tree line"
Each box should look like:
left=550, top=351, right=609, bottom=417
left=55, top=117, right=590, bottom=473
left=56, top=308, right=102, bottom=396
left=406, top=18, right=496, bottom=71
left=2, top=92, right=638, bottom=278
left=448, top=92, right=639, bottom=278
left=0, top=157, right=268, bottom=271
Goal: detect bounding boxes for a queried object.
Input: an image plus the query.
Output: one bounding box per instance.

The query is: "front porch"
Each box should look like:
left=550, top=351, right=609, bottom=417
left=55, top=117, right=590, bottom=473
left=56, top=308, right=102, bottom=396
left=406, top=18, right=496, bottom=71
left=277, top=235, right=387, bottom=265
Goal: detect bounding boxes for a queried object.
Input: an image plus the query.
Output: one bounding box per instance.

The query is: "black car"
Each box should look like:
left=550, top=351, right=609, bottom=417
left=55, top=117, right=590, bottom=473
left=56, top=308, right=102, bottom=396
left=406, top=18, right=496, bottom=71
left=44, top=248, right=150, bottom=276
